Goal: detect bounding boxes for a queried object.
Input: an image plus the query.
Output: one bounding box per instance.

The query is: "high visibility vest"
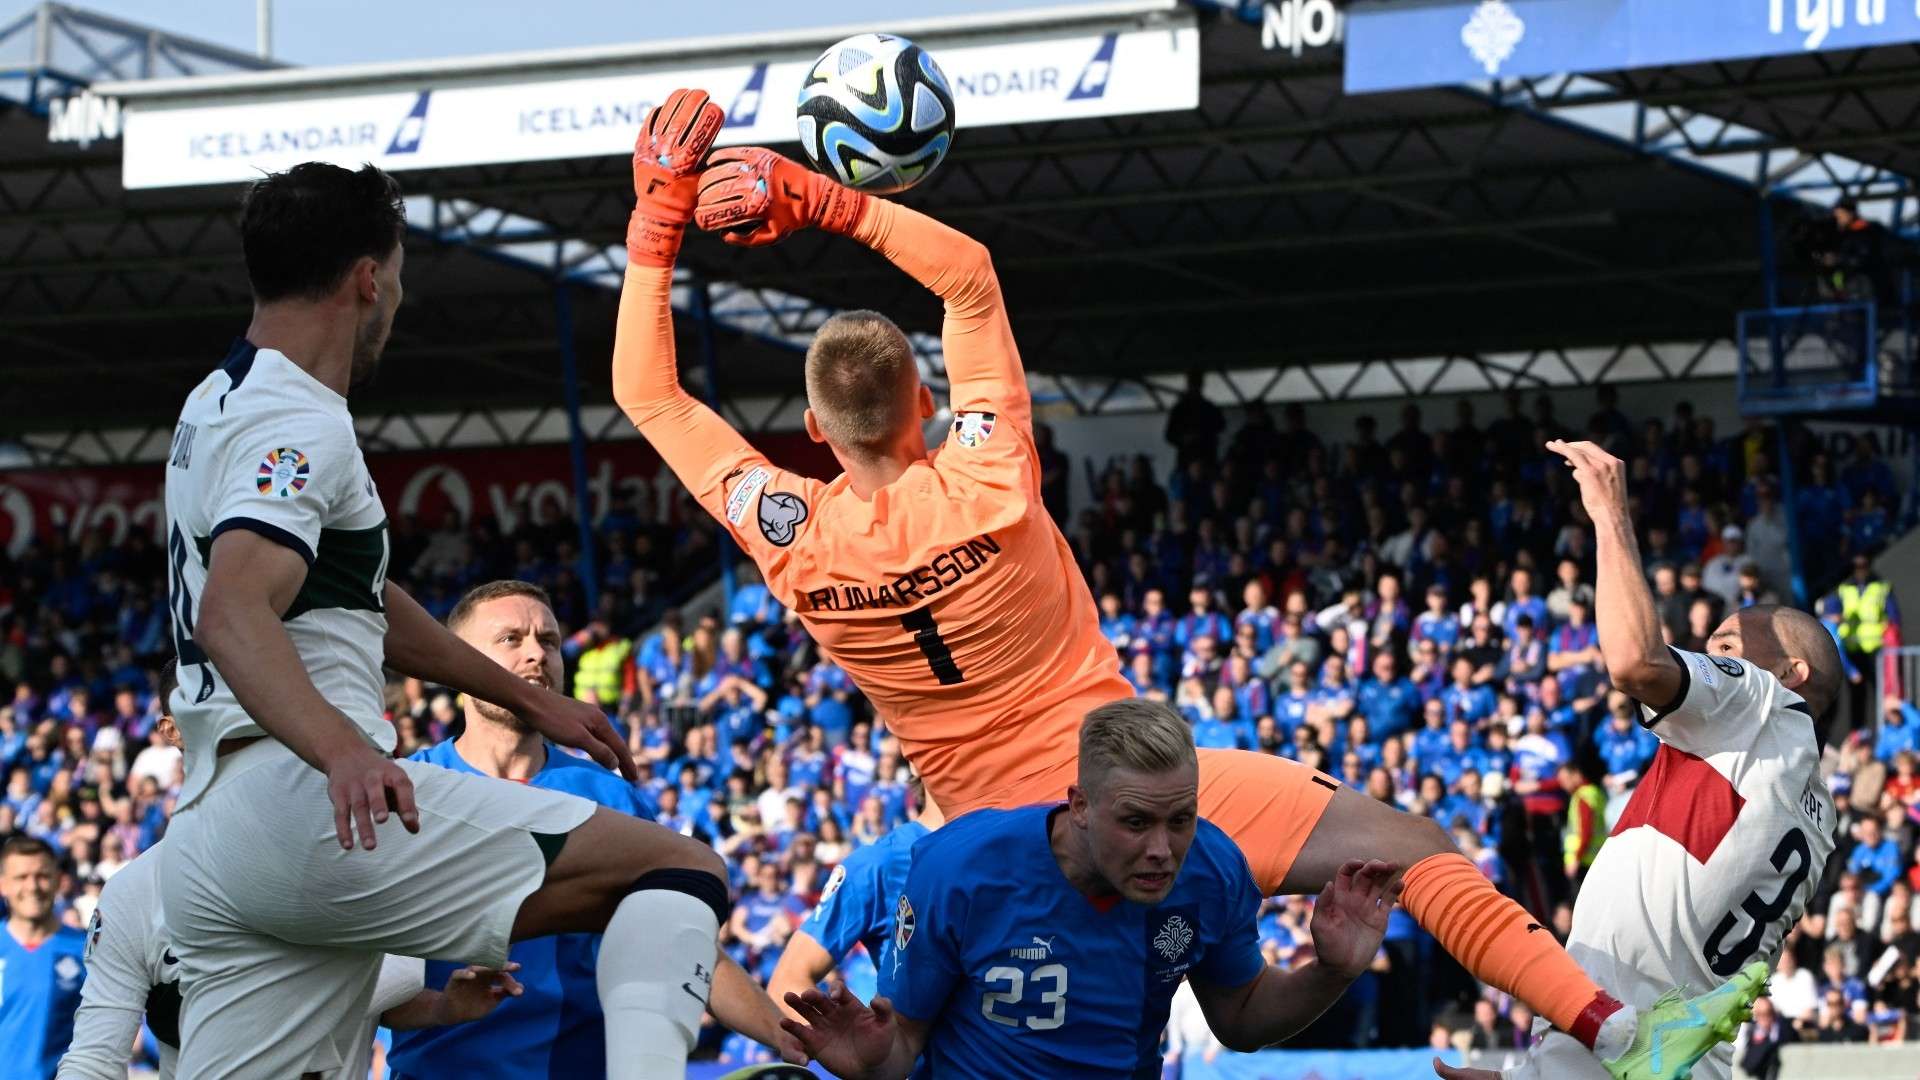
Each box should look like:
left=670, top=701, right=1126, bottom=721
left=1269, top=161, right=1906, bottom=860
left=1838, top=580, right=1892, bottom=653
left=573, top=638, right=632, bottom=706
left=1564, top=782, right=1608, bottom=870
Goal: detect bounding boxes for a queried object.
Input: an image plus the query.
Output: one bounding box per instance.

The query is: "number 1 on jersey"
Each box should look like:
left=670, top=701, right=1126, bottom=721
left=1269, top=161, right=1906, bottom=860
left=901, top=607, right=964, bottom=684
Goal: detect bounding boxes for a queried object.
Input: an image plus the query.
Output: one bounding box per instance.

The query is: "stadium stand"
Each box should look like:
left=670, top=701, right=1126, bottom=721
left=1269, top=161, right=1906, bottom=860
left=5, top=1, right=1920, bottom=1077
left=1, top=389, right=1914, bottom=1071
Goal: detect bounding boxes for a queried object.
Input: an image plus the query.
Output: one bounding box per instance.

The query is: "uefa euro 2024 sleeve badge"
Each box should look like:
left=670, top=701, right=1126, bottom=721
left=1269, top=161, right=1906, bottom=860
left=952, top=411, right=997, bottom=449
left=257, top=448, right=311, bottom=499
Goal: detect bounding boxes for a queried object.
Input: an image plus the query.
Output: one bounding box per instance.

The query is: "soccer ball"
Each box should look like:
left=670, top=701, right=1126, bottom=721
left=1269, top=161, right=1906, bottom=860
left=796, top=33, right=956, bottom=195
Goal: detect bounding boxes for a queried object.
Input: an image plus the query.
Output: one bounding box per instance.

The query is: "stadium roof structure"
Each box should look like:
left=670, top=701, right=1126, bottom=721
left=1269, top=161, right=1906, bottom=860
left=4, top=1, right=1919, bottom=466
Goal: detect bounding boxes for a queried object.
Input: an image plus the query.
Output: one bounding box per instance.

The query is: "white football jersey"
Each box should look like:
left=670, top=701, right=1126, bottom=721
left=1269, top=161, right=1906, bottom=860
left=162, top=342, right=393, bottom=810
left=1514, top=647, right=1835, bottom=1080
left=61, top=843, right=179, bottom=1080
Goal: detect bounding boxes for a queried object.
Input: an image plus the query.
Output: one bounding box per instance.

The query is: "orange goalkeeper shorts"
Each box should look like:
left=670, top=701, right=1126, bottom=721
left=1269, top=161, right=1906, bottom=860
left=983, top=747, right=1341, bottom=895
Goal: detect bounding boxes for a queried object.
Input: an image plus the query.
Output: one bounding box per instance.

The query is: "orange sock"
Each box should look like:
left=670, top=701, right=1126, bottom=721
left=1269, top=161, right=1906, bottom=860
left=1398, top=852, right=1622, bottom=1048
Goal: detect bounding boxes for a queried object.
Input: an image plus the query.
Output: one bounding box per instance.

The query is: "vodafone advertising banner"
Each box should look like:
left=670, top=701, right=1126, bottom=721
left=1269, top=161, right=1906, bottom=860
left=0, top=436, right=834, bottom=559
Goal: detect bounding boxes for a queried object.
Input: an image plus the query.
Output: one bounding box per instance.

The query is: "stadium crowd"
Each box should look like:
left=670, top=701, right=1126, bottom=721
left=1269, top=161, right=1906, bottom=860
left=0, top=387, right=1913, bottom=1073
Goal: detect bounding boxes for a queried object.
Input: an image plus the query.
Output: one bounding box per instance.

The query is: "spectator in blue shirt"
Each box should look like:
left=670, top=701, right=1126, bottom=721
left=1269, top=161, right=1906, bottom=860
left=1440, top=657, right=1496, bottom=727
left=1235, top=579, right=1281, bottom=654
left=1498, top=615, right=1548, bottom=697
left=1412, top=699, right=1452, bottom=770
left=1272, top=661, right=1316, bottom=737
left=1097, top=592, right=1138, bottom=655
left=1594, top=705, right=1657, bottom=797
left=1174, top=585, right=1233, bottom=654
left=1847, top=816, right=1902, bottom=898
left=0, top=835, right=86, bottom=1080
left=1430, top=720, right=1482, bottom=789
left=1499, top=568, right=1548, bottom=642
left=1411, top=584, right=1462, bottom=657
left=1878, top=695, right=1920, bottom=763
left=1355, top=652, right=1419, bottom=740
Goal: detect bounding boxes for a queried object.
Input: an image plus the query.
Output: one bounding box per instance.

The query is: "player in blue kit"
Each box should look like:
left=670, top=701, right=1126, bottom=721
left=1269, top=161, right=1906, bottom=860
left=385, top=580, right=794, bottom=1078
left=1, top=836, right=87, bottom=1080
left=780, top=699, right=1402, bottom=1078
left=767, top=779, right=943, bottom=1011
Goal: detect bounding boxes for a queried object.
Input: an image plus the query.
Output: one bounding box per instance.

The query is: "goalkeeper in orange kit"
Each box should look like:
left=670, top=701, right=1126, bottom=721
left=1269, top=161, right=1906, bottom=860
left=612, top=89, right=1762, bottom=1079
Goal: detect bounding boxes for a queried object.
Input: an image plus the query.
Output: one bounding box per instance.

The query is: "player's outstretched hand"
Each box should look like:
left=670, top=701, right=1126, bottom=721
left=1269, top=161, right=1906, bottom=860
left=435, top=963, right=525, bottom=1026
left=324, top=740, right=419, bottom=851
left=780, top=985, right=896, bottom=1076
left=1308, top=858, right=1403, bottom=979
left=514, top=688, right=638, bottom=781
left=628, top=88, right=725, bottom=268
left=1546, top=439, right=1629, bottom=523
left=1432, top=1058, right=1501, bottom=1079
left=694, top=147, right=868, bottom=247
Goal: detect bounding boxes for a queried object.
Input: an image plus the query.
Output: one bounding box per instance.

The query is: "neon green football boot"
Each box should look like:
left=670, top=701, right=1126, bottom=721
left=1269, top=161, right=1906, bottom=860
left=1602, top=961, right=1770, bottom=1080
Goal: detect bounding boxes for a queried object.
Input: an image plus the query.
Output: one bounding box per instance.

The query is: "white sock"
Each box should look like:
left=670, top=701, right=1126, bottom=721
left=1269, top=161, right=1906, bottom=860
left=1593, top=1004, right=1640, bottom=1061
left=597, top=888, right=721, bottom=1079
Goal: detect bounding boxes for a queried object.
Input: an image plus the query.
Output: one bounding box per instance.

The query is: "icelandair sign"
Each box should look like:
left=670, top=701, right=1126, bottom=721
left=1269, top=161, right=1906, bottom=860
left=1346, top=0, right=1920, bottom=94
left=117, top=23, right=1198, bottom=189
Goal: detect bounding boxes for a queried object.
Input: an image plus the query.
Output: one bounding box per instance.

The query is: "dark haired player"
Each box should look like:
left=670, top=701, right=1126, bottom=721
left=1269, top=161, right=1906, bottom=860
left=1437, top=441, right=1842, bottom=1080
left=159, top=160, right=800, bottom=1079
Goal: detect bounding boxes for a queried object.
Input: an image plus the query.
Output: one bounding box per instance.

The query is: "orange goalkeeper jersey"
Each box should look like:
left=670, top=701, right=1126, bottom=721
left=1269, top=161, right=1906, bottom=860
left=614, top=200, right=1130, bottom=816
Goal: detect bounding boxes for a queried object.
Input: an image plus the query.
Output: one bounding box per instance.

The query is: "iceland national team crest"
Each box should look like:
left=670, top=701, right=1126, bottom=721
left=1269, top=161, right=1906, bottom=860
left=55, top=953, right=83, bottom=990
left=952, top=411, right=996, bottom=449
left=1149, top=909, right=1197, bottom=983
left=1153, top=914, right=1194, bottom=962
left=257, top=448, right=310, bottom=498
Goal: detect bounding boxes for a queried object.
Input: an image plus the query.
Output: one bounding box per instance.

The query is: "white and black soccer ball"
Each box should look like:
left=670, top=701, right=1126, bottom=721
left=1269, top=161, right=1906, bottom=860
left=796, top=33, right=956, bottom=195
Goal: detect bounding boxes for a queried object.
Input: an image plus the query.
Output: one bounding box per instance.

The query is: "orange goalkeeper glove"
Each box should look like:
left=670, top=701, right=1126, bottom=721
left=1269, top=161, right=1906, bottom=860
left=692, top=147, right=868, bottom=247
left=627, top=88, right=725, bottom=267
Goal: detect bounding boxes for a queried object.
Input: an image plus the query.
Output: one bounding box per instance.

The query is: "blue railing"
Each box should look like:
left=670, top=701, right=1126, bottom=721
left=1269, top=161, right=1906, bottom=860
left=1735, top=300, right=1912, bottom=414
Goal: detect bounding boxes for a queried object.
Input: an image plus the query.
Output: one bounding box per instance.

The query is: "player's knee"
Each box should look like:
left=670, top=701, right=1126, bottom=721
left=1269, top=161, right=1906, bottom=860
left=1400, top=812, right=1454, bottom=862
left=622, top=865, right=731, bottom=928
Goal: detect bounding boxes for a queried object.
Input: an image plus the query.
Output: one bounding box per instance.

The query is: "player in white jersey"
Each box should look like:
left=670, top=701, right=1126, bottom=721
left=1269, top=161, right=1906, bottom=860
left=57, top=662, right=530, bottom=1080
left=1438, top=440, right=1845, bottom=1080
left=159, top=158, right=801, bottom=1079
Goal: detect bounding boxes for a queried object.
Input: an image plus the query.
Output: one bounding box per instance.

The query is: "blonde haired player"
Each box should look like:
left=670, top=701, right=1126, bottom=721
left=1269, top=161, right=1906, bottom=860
left=616, top=88, right=1763, bottom=1078
left=1435, top=441, right=1843, bottom=1080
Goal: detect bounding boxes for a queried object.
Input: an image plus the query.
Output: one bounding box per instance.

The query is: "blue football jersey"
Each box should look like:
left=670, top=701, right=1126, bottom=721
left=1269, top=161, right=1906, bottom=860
left=799, top=821, right=928, bottom=989
left=387, top=740, right=651, bottom=1080
left=883, top=806, right=1262, bottom=1079
left=0, top=925, right=87, bottom=1080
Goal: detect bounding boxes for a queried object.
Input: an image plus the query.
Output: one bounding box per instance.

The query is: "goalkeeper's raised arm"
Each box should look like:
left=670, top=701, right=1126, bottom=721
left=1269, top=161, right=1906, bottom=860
left=694, top=147, right=1031, bottom=430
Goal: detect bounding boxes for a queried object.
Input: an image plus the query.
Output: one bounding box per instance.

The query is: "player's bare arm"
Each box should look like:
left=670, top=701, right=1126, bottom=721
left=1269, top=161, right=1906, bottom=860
left=382, top=583, right=634, bottom=779
left=1547, top=439, right=1684, bottom=706
left=380, top=963, right=526, bottom=1031
left=196, top=528, right=418, bottom=851
left=695, top=146, right=1031, bottom=426
left=767, top=930, right=838, bottom=1023
left=1192, top=858, right=1402, bottom=1051
left=781, top=985, right=927, bottom=1080
left=711, top=953, right=806, bottom=1060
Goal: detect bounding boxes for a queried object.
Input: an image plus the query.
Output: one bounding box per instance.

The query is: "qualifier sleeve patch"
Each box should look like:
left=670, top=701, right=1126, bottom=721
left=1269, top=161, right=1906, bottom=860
left=725, top=466, right=771, bottom=525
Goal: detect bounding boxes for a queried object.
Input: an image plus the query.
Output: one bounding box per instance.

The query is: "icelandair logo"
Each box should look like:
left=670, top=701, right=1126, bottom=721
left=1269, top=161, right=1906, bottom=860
left=724, top=64, right=767, bottom=128
left=1067, top=33, right=1116, bottom=100
left=949, top=32, right=1116, bottom=102
left=386, top=90, right=431, bottom=155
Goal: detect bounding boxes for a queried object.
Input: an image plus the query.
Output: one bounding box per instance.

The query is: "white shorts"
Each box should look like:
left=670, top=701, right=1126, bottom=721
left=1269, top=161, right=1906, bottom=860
left=160, top=740, right=596, bottom=1079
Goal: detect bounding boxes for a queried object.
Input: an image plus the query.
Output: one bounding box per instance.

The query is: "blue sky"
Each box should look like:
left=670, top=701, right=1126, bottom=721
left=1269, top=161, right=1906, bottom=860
left=45, top=0, right=1113, bottom=66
